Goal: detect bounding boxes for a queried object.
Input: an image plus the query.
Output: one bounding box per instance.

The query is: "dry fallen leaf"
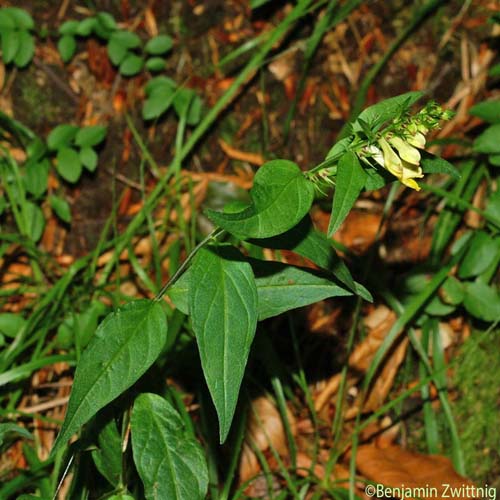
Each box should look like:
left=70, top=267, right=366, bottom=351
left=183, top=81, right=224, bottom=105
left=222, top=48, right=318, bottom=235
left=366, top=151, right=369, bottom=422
left=239, top=396, right=295, bottom=484
left=356, top=444, right=476, bottom=500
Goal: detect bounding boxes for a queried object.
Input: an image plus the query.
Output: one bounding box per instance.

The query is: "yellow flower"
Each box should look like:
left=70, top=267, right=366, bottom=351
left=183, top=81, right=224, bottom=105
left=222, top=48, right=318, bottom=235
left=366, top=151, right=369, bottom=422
left=368, top=136, right=424, bottom=191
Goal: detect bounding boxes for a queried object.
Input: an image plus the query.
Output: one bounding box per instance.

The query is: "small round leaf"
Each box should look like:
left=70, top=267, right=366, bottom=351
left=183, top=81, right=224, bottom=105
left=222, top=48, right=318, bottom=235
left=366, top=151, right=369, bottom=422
left=144, top=35, right=173, bottom=55
left=145, top=57, right=166, bottom=72
left=56, top=147, right=83, bottom=183
left=58, top=34, right=77, bottom=63
left=119, top=53, right=144, bottom=76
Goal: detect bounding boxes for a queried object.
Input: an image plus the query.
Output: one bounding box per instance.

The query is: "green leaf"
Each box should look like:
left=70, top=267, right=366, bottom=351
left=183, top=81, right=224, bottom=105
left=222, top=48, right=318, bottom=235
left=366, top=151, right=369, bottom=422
left=189, top=246, right=258, bottom=442
left=47, top=124, right=79, bottom=150
left=107, top=38, right=129, bottom=65
left=463, top=282, right=500, bottom=322
left=328, top=151, right=366, bottom=237
left=421, top=153, right=460, bottom=180
left=13, top=31, right=34, bottom=67
left=58, top=34, right=77, bottom=63
left=0, top=423, right=33, bottom=449
left=96, top=12, right=117, bottom=34
left=1, top=29, right=20, bottom=64
left=56, top=302, right=107, bottom=350
left=206, top=160, right=315, bottom=239
left=24, top=158, right=49, bottom=197
left=145, top=75, right=176, bottom=94
left=0, top=313, right=26, bottom=338
left=473, top=124, right=500, bottom=154
left=80, top=146, right=98, bottom=171
left=56, top=147, right=82, bottom=183
left=1, top=7, right=34, bottom=30
left=169, top=255, right=368, bottom=317
left=144, top=34, right=173, bottom=55
left=469, top=100, right=500, bottom=123
left=248, top=215, right=368, bottom=297
left=76, top=17, right=96, bottom=36
left=132, top=393, right=208, bottom=500
left=353, top=91, right=423, bottom=132
left=0, top=11, right=15, bottom=30
left=92, top=418, right=122, bottom=487
left=24, top=201, right=45, bottom=242
left=49, top=195, right=71, bottom=223
left=172, top=88, right=203, bottom=125
left=119, top=53, right=144, bottom=76
left=142, top=84, right=176, bottom=120
left=59, top=20, right=79, bottom=36
left=425, top=296, right=456, bottom=317
left=489, top=154, right=500, bottom=167
left=440, top=276, right=464, bottom=305
left=173, top=88, right=195, bottom=119
left=250, top=0, right=273, bottom=8
left=75, top=125, right=107, bottom=147
left=486, top=189, right=500, bottom=222
left=145, top=56, right=166, bottom=72
left=109, top=30, right=141, bottom=49
left=51, top=300, right=168, bottom=455
left=251, top=259, right=352, bottom=320
left=186, top=94, right=203, bottom=126
left=489, top=63, right=500, bottom=77
left=458, top=231, right=499, bottom=279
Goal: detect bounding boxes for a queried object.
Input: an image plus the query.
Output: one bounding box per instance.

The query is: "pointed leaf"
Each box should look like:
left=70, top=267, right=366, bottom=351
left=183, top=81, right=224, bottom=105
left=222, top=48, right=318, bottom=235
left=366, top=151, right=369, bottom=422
left=250, top=259, right=353, bottom=320
left=92, top=419, right=122, bottom=487
left=1, top=29, right=20, bottom=64
left=248, top=215, right=360, bottom=294
left=189, top=246, right=258, bottom=442
left=49, top=195, right=71, bottom=223
left=13, top=31, right=34, bottom=68
left=353, top=91, right=423, bottom=132
left=132, top=393, right=208, bottom=500
left=473, top=124, right=500, bottom=154
left=58, top=34, right=77, bottom=63
left=421, top=153, right=460, bottom=180
left=469, top=100, right=500, bottom=123
left=328, top=151, right=366, bottom=236
left=24, top=201, right=45, bottom=242
left=51, top=300, right=167, bottom=454
left=206, top=160, right=315, bottom=239
left=56, top=147, right=82, bottom=183
left=80, top=146, right=98, bottom=171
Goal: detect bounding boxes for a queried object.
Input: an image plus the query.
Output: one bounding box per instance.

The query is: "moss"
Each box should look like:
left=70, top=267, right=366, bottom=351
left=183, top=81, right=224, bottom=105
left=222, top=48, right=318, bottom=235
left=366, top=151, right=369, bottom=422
left=451, top=331, right=500, bottom=488
left=12, top=66, right=75, bottom=136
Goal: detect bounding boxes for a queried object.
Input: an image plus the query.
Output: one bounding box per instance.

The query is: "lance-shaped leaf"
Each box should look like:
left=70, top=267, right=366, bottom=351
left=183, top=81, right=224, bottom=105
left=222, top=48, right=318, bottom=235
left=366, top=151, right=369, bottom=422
left=251, top=259, right=353, bottom=320
left=328, top=151, right=366, bottom=237
left=169, top=257, right=370, bottom=320
left=249, top=215, right=357, bottom=293
left=131, top=393, right=208, bottom=500
left=51, top=300, right=167, bottom=454
left=189, top=246, right=258, bottom=442
left=206, top=159, right=315, bottom=239
left=353, top=91, right=423, bottom=132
